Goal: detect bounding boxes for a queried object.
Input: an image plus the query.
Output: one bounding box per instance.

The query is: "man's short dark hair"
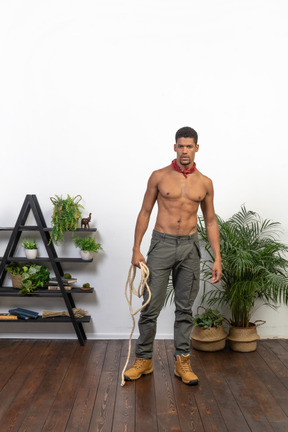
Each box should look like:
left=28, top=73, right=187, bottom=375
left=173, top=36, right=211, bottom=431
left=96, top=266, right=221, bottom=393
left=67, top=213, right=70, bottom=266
left=175, top=127, right=198, bottom=144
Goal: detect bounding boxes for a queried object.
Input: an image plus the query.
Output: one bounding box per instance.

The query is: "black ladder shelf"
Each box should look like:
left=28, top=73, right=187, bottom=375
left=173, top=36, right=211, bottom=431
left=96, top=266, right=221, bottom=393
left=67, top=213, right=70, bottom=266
left=0, top=194, right=96, bottom=345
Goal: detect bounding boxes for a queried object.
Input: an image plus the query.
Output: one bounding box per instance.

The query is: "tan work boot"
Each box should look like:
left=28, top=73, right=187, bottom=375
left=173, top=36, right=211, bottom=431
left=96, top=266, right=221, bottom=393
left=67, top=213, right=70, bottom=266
left=124, top=358, right=153, bottom=381
left=174, top=354, right=199, bottom=385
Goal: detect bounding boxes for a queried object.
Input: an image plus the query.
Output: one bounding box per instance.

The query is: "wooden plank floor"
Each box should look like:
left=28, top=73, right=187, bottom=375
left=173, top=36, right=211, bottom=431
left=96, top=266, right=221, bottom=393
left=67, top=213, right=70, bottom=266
left=1, top=339, right=288, bottom=431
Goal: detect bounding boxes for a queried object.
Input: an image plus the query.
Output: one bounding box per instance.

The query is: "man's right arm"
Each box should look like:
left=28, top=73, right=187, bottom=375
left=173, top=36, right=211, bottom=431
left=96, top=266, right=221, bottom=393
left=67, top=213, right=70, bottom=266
left=132, top=172, right=159, bottom=267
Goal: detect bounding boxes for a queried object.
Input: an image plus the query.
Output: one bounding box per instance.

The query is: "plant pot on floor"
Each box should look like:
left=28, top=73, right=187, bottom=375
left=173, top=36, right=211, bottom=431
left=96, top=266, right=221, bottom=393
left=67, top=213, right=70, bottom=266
left=228, top=321, right=265, bottom=352
left=197, top=206, right=288, bottom=354
left=191, top=324, right=228, bottom=352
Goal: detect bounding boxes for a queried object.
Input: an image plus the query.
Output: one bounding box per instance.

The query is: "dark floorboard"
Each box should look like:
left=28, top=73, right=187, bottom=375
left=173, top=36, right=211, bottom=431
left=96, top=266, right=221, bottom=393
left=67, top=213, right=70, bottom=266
left=1, top=338, right=288, bottom=432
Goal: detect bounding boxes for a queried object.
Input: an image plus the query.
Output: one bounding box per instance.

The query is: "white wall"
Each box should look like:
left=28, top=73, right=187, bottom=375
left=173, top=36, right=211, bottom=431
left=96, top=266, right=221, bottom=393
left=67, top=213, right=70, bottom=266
left=0, top=0, right=287, bottom=340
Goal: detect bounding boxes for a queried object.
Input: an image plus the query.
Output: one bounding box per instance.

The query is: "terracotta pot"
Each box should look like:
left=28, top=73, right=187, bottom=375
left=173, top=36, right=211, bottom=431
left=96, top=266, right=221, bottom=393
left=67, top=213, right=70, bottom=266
left=191, top=324, right=228, bottom=352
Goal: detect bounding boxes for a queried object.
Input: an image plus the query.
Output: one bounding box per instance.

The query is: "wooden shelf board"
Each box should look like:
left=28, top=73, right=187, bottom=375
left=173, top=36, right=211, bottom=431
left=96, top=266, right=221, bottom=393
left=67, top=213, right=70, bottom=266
left=0, top=286, right=94, bottom=296
left=0, top=315, right=91, bottom=323
left=0, top=227, right=97, bottom=232
left=2, top=257, right=93, bottom=263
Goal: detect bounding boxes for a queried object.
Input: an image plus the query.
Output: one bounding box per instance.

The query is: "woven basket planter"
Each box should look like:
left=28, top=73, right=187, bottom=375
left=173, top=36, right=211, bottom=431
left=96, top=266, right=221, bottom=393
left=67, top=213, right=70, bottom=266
left=228, top=322, right=264, bottom=352
left=10, top=273, right=23, bottom=289
left=191, top=324, right=228, bottom=352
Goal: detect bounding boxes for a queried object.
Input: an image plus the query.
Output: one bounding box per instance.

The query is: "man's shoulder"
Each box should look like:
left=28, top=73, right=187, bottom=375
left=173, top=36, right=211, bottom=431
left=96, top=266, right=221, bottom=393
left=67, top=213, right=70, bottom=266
left=150, top=165, right=172, bottom=178
left=196, top=169, right=213, bottom=183
left=146, top=165, right=172, bottom=188
left=194, top=170, right=214, bottom=192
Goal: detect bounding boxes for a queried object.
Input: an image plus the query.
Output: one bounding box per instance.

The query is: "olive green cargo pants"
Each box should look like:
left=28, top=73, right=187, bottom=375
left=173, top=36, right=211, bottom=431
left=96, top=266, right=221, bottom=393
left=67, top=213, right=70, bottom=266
left=136, top=230, right=201, bottom=358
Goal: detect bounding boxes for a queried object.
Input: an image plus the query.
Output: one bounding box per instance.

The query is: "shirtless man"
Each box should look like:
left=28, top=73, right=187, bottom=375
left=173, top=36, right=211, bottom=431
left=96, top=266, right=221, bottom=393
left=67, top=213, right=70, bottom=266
left=124, top=126, right=222, bottom=385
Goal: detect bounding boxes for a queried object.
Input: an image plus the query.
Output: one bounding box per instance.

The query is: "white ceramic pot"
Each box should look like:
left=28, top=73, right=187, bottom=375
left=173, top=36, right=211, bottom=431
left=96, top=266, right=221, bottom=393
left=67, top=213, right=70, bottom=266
left=80, top=250, right=93, bottom=261
left=25, top=249, right=38, bottom=259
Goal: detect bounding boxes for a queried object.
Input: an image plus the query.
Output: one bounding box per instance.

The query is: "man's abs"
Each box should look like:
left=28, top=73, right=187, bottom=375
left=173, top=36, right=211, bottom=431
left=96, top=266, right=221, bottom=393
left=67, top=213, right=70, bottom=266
left=154, top=199, right=200, bottom=236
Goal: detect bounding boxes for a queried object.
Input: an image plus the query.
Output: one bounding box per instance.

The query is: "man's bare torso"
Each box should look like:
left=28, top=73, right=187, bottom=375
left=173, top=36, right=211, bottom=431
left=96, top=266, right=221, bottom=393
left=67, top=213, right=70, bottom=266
left=153, top=165, right=211, bottom=236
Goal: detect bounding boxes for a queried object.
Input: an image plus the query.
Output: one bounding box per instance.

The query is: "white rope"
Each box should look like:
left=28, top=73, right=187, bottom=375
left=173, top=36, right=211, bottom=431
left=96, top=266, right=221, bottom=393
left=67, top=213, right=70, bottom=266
left=121, top=262, right=151, bottom=386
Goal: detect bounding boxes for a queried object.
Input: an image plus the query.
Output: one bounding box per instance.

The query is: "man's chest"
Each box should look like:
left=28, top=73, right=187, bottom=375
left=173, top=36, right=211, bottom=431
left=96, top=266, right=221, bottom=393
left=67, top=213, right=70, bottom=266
left=158, top=176, right=207, bottom=203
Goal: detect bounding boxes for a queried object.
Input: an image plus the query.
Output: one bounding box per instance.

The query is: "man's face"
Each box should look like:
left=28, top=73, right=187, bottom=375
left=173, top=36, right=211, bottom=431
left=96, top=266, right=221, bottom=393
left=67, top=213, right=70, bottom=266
left=174, top=137, right=199, bottom=167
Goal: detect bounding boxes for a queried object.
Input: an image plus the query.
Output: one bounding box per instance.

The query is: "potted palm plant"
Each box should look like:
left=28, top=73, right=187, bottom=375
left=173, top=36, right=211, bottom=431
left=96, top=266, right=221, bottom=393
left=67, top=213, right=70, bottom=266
left=197, top=205, right=288, bottom=352
left=73, top=236, right=102, bottom=261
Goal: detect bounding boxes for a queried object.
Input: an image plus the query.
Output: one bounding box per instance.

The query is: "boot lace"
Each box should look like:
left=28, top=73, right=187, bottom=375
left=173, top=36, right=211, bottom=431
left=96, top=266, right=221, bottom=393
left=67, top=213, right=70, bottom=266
left=133, top=358, right=147, bottom=369
left=180, top=357, right=192, bottom=372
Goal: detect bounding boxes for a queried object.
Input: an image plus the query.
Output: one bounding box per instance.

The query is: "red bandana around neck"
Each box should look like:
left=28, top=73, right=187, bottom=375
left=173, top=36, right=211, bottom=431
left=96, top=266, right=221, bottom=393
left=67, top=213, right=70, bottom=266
left=171, top=159, right=197, bottom=178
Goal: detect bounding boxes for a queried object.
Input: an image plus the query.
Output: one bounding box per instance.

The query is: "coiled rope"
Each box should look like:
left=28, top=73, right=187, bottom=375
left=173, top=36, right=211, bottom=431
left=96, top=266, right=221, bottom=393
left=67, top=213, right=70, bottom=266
left=121, top=262, right=151, bottom=386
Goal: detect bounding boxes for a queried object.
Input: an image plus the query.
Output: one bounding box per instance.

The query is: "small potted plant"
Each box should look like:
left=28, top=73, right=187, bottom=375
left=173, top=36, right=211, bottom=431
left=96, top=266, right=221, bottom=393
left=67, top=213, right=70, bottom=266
left=73, top=236, right=102, bottom=261
left=50, top=194, right=84, bottom=245
left=5, top=262, right=24, bottom=288
left=5, top=262, right=50, bottom=294
left=20, top=264, right=50, bottom=295
left=191, top=307, right=227, bottom=352
left=22, top=239, right=38, bottom=259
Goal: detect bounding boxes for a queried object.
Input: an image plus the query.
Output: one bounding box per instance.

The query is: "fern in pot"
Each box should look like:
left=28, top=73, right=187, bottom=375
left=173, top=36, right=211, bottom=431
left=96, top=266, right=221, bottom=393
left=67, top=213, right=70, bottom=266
left=50, top=194, right=84, bottom=245
left=73, top=236, right=102, bottom=261
left=197, top=205, right=288, bottom=352
left=22, top=239, right=38, bottom=259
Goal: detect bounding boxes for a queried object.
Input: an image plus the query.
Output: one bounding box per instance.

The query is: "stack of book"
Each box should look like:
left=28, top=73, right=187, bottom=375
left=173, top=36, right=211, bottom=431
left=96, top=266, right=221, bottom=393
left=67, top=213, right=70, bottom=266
left=8, top=308, right=39, bottom=320
left=48, top=277, right=77, bottom=291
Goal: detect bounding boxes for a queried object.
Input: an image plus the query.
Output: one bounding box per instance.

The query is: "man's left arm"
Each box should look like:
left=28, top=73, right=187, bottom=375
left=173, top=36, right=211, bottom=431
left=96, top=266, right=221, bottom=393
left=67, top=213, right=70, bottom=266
left=200, top=179, right=222, bottom=283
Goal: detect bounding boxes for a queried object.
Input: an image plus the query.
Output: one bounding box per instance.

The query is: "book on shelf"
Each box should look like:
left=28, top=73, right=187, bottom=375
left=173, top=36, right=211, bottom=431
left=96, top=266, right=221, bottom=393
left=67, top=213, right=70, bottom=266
left=0, top=313, right=18, bottom=320
left=49, top=277, right=77, bottom=285
left=8, top=312, right=29, bottom=320
left=48, top=285, right=72, bottom=291
left=8, top=308, right=39, bottom=319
